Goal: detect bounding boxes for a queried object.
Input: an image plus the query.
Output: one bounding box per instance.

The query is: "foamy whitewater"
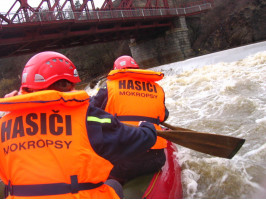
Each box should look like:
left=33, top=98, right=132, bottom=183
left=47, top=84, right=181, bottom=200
left=87, top=41, right=266, bottom=198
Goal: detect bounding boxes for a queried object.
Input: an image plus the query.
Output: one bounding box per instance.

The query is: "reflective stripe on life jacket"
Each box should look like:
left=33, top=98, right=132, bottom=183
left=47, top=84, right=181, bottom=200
left=0, top=90, right=118, bottom=199
left=106, top=69, right=167, bottom=149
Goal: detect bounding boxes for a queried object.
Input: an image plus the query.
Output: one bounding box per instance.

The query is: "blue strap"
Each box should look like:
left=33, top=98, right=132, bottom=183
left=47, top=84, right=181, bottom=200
left=5, top=176, right=103, bottom=197
left=70, top=175, right=79, bottom=194
left=116, top=115, right=160, bottom=125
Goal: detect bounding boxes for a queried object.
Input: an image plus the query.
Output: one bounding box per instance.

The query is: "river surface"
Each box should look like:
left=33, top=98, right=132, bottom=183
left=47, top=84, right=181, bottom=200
left=87, top=41, right=266, bottom=198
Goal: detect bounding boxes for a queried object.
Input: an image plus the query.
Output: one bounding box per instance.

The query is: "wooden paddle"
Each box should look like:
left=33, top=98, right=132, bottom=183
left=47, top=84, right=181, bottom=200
left=125, top=122, right=245, bottom=159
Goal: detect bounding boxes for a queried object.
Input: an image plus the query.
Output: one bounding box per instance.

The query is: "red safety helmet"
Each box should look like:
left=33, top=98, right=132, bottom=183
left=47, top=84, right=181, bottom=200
left=113, top=55, right=139, bottom=70
left=21, top=51, right=81, bottom=90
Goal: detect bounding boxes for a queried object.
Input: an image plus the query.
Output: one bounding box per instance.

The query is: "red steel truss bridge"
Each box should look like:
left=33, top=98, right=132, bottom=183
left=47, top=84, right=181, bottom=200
left=0, top=0, right=213, bottom=58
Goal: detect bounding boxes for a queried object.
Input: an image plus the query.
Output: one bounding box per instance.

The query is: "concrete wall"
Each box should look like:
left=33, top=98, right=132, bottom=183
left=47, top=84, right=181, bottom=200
left=129, top=16, right=194, bottom=68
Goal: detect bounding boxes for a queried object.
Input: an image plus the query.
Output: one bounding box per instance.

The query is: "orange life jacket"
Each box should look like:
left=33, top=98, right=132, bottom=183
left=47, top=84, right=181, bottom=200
left=106, top=69, right=167, bottom=149
left=0, top=90, right=119, bottom=199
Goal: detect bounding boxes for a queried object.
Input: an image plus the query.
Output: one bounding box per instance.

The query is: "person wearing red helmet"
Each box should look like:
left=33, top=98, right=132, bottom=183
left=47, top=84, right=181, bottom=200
left=91, top=55, right=169, bottom=184
left=113, top=55, right=139, bottom=70
left=21, top=51, right=80, bottom=91
left=4, top=51, right=80, bottom=96
left=0, top=51, right=158, bottom=199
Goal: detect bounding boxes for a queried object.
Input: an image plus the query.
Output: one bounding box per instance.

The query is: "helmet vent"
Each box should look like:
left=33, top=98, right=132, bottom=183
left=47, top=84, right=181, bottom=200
left=59, top=59, right=63, bottom=62
left=46, top=61, right=53, bottom=67
left=52, top=59, right=57, bottom=62
left=34, top=74, right=46, bottom=82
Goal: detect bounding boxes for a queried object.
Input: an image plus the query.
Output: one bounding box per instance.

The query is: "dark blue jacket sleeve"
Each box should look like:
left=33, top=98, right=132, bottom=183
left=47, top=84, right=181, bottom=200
left=90, top=86, right=108, bottom=110
left=86, top=105, right=157, bottom=164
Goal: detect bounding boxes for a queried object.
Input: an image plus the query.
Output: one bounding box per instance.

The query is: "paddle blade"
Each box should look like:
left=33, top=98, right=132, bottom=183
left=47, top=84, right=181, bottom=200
left=124, top=122, right=245, bottom=159
left=157, top=130, right=245, bottom=159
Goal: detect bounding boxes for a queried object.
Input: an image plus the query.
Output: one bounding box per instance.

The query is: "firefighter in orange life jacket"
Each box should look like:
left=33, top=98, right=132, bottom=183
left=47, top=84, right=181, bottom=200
left=0, top=51, right=158, bottom=199
left=91, top=55, right=169, bottom=184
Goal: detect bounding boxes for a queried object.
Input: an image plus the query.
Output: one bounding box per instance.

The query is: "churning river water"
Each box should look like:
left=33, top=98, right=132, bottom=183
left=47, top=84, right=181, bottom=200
left=87, top=41, right=266, bottom=199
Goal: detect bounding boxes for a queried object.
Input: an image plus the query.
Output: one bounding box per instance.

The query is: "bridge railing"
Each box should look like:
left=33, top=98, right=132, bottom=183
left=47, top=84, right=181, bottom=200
left=0, top=3, right=212, bottom=26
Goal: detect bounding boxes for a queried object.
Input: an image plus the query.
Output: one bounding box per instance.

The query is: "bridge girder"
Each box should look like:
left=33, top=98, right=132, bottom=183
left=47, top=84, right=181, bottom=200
left=0, top=0, right=214, bottom=58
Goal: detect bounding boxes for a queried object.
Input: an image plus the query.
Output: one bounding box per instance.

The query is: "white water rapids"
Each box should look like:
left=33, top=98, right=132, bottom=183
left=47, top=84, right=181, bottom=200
left=87, top=41, right=266, bottom=198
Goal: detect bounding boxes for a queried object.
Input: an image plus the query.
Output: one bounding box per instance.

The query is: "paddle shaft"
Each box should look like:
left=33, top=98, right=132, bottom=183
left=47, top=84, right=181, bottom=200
left=125, top=122, right=245, bottom=159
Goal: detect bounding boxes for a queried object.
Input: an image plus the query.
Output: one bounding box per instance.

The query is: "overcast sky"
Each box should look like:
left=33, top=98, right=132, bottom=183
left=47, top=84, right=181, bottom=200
left=0, top=0, right=105, bottom=13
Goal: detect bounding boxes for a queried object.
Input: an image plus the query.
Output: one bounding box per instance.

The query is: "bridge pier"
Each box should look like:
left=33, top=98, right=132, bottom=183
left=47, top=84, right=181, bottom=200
left=129, top=16, right=194, bottom=68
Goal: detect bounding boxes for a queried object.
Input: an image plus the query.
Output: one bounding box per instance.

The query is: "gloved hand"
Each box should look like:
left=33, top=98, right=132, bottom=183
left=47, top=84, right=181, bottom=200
left=138, top=121, right=156, bottom=133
